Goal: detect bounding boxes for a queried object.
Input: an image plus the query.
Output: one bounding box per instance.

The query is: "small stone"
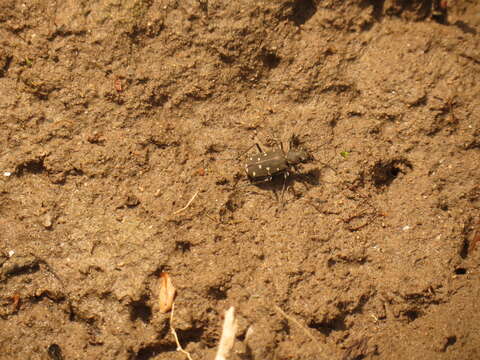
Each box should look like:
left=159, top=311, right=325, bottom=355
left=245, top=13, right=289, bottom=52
left=3, top=171, right=11, bottom=177
left=7, top=250, right=15, bottom=257
left=125, top=194, right=140, bottom=208
left=43, top=214, right=53, bottom=229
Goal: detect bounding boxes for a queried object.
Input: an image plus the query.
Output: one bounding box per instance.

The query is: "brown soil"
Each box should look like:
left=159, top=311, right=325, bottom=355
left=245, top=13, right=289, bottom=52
left=1, top=1, right=479, bottom=359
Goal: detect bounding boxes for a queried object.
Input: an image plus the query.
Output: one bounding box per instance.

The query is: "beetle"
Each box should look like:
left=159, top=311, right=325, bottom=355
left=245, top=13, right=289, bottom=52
left=244, top=141, right=311, bottom=183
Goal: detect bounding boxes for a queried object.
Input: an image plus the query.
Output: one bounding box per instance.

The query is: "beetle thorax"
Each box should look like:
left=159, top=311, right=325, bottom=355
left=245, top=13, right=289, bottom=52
left=285, top=150, right=308, bottom=165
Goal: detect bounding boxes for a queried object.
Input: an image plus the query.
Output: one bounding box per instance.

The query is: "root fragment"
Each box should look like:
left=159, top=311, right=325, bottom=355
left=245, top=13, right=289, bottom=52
left=215, top=306, right=237, bottom=360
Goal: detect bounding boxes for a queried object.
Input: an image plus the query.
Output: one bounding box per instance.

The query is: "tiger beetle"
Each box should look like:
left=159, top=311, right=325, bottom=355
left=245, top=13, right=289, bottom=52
left=244, top=143, right=310, bottom=182
left=241, top=137, right=313, bottom=202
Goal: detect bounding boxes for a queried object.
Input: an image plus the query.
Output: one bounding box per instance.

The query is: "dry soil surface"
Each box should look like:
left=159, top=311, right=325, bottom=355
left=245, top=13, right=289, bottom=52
left=0, top=1, right=479, bottom=359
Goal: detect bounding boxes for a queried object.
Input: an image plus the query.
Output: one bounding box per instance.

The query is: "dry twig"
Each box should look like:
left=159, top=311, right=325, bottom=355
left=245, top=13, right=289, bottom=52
left=447, top=95, right=457, bottom=123
left=173, top=191, right=199, bottom=215
left=170, top=303, right=194, bottom=360
left=215, top=306, right=237, bottom=360
left=469, top=219, right=480, bottom=254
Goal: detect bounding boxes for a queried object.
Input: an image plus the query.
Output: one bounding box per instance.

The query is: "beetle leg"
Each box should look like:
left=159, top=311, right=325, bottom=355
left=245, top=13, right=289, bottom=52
left=234, top=143, right=260, bottom=161
left=252, top=176, right=272, bottom=185
left=235, top=177, right=269, bottom=189
left=288, top=134, right=295, bottom=152
left=288, top=182, right=298, bottom=198
left=272, top=188, right=279, bottom=202
left=280, top=171, right=289, bottom=203
left=255, top=143, right=263, bottom=153
left=233, top=175, right=245, bottom=189
left=273, top=135, right=284, bottom=152
left=271, top=135, right=285, bottom=154
left=240, top=176, right=273, bottom=187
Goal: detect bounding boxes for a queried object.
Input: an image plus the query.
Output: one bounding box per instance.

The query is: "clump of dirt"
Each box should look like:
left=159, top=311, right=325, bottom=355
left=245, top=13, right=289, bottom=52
left=1, top=0, right=479, bottom=359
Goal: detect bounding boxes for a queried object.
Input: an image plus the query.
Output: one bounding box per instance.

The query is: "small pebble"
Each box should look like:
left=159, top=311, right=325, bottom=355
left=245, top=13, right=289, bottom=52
left=8, top=250, right=15, bottom=257
left=402, top=225, right=411, bottom=231
left=43, top=214, right=53, bottom=229
left=3, top=171, right=11, bottom=177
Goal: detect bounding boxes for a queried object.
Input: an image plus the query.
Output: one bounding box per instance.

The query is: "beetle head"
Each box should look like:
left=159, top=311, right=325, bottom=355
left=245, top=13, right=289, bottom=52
left=286, top=150, right=311, bottom=165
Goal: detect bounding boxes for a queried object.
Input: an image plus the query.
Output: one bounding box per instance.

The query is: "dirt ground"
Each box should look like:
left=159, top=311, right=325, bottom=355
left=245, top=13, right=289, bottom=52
left=0, top=0, right=479, bottom=359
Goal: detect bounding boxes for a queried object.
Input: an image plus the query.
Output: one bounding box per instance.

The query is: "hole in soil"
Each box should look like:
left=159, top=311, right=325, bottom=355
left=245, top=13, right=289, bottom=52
left=445, top=335, right=457, bottom=349
left=219, top=53, right=235, bottom=64
left=206, top=143, right=226, bottom=154
left=224, top=196, right=243, bottom=212
left=47, top=343, right=63, bottom=360
left=148, top=88, right=169, bottom=107
left=404, top=309, right=421, bottom=321
left=260, top=51, right=281, bottom=69
left=308, top=317, right=346, bottom=336
left=175, top=240, right=192, bottom=252
left=438, top=202, right=449, bottom=211
left=460, top=237, right=469, bottom=259
left=327, top=258, right=336, bottom=267
left=0, top=55, right=13, bottom=77
left=290, top=0, right=317, bottom=26
left=207, top=286, right=227, bottom=300
left=454, top=268, right=467, bottom=275
left=371, top=159, right=412, bottom=187
left=176, top=327, right=204, bottom=345
left=129, top=296, right=152, bottom=323
left=135, top=343, right=176, bottom=360
left=68, top=303, right=77, bottom=322
left=67, top=168, right=84, bottom=177
left=6, top=260, right=40, bottom=277
left=17, top=158, right=46, bottom=175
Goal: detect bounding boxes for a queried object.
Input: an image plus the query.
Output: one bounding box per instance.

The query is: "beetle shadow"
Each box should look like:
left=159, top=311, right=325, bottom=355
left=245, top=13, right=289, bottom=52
left=296, top=168, right=322, bottom=186
left=250, top=167, right=322, bottom=199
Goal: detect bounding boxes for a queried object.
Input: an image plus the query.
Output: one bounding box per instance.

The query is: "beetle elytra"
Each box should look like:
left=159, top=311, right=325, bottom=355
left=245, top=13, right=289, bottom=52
left=244, top=141, right=311, bottom=183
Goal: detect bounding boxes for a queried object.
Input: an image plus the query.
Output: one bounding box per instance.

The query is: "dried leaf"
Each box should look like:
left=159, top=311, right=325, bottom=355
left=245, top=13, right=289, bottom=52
left=114, top=78, right=123, bottom=92
left=159, top=272, right=176, bottom=313
left=12, top=293, right=21, bottom=312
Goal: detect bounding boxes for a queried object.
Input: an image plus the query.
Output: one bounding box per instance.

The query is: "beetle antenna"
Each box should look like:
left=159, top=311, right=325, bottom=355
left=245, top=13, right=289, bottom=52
left=216, top=143, right=260, bottom=161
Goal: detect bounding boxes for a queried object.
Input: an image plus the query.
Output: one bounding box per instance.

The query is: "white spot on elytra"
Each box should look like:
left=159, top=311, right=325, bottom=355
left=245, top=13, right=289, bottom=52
left=257, top=157, right=261, bottom=161
left=266, top=167, right=270, bottom=172
left=276, top=168, right=280, bottom=171
left=258, top=164, right=262, bottom=169
left=252, top=171, right=256, bottom=177
left=264, top=153, right=267, bottom=156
